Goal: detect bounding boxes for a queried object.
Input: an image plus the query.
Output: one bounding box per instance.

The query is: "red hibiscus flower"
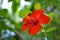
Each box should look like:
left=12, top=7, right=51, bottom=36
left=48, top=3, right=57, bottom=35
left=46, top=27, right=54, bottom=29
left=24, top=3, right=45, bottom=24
left=22, top=9, right=50, bottom=35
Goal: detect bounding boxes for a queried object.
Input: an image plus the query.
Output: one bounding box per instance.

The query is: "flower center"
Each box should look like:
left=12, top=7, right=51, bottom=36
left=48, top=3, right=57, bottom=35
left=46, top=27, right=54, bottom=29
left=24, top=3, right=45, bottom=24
left=33, top=20, right=38, bottom=25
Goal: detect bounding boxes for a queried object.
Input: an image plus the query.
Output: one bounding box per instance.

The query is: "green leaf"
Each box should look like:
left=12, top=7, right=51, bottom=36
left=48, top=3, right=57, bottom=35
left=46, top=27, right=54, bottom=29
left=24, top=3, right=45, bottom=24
left=8, top=0, right=20, bottom=3
left=48, top=12, right=55, bottom=21
left=8, top=0, right=12, bottom=2
left=12, top=0, right=20, bottom=13
left=42, top=25, right=47, bottom=27
left=46, top=27, right=56, bottom=32
left=25, top=0, right=31, bottom=2
left=19, top=10, right=31, bottom=18
left=11, top=21, right=22, bottom=30
left=24, top=5, right=31, bottom=10
left=55, top=15, right=60, bottom=24
left=0, top=9, right=9, bottom=18
left=41, top=27, right=56, bottom=32
left=41, top=29, right=45, bottom=32
left=0, top=18, right=11, bottom=31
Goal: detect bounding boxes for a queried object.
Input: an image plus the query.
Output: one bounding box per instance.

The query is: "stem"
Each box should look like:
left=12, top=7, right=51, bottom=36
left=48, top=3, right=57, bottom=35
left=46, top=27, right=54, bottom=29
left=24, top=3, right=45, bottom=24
left=44, top=29, right=48, bottom=40
left=31, top=36, right=35, bottom=40
left=44, top=31, right=47, bottom=40
left=14, top=29, right=26, bottom=40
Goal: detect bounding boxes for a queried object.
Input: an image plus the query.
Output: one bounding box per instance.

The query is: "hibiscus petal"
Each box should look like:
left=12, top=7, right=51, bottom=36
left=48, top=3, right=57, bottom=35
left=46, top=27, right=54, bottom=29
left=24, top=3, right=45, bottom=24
left=28, top=23, right=42, bottom=35
left=23, top=17, right=34, bottom=24
left=32, top=9, right=44, bottom=15
left=23, top=17, right=30, bottom=23
left=39, top=15, right=50, bottom=24
left=22, top=24, right=31, bottom=32
left=29, top=9, right=44, bottom=20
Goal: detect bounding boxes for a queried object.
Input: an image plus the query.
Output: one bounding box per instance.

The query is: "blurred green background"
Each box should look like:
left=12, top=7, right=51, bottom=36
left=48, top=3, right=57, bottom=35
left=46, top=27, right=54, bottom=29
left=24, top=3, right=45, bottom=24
left=0, top=0, right=60, bottom=40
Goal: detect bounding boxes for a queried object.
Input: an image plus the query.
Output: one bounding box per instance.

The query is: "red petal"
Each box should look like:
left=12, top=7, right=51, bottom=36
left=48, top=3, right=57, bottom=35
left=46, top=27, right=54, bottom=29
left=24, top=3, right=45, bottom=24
left=23, top=17, right=34, bottom=24
left=39, top=15, right=50, bottom=24
left=28, top=23, right=42, bottom=35
left=29, top=9, right=44, bottom=20
left=22, top=24, right=31, bottom=32
left=32, top=9, right=44, bottom=15
left=23, top=17, right=30, bottom=23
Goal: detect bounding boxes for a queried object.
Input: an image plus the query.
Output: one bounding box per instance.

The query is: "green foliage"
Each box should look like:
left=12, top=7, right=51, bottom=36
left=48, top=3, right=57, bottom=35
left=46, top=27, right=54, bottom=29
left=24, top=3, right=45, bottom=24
left=19, top=5, right=31, bottom=18
left=12, top=2, right=20, bottom=13
left=24, top=5, right=31, bottom=10
left=0, top=9, right=7, bottom=16
left=0, top=18, right=10, bottom=31
left=46, top=27, right=56, bottom=32
left=41, top=27, right=56, bottom=33
left=0, top=9, right=9, bottom=18
left=11, top=0, right=20, bottom=13
left=15, top=22, right=22, bottom=30
left=8, top=0, right=12, bottom=2
left=55, top=15, right=60, bottom=24
left=19, top=10, right=31, bottom=18
left=48, top=12, right=55, bottom=21
left=25, top=0, right=31, bottom=2
left=8, top=0, right=20, bottom=3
